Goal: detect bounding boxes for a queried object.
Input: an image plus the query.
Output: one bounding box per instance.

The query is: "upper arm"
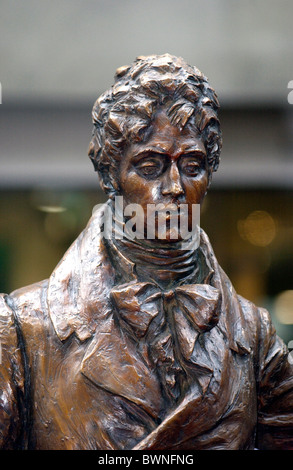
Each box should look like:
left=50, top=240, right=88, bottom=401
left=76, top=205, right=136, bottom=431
left=256, top=307, right=293, bottom=449
left=0, top=294, right=25, bottom=449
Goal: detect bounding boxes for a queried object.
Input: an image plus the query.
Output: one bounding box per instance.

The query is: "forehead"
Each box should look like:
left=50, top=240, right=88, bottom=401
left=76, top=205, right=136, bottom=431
left=128, top=110, right=205, bottom=157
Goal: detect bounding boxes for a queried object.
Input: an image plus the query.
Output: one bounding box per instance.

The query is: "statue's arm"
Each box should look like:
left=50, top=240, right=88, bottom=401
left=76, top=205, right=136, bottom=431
left=0, top=294, right=26, bottom=449
left=256, top=307, right=293, bottom=450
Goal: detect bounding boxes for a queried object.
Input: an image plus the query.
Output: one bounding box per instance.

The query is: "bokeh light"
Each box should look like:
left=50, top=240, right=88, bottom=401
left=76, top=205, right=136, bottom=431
left=237, top=210, right=277, bottom=247
left=274, top=290, right=293, bottom=325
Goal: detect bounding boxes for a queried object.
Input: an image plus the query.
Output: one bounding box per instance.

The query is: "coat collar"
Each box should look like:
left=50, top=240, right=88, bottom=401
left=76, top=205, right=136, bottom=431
left=47, top=203, right=117, bottom=342
left=47, top=203, right=250, bottom=419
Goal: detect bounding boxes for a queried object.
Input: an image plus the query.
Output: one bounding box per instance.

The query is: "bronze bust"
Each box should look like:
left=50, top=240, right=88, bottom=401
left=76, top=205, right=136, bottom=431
left=0, top=54, right=292, bottom=450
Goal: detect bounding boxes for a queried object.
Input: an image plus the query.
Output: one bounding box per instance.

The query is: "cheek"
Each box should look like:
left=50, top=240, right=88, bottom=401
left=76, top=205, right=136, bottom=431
left=120, top=171, right=159, bottom=206
left=184, top=172, right=209, bottom=204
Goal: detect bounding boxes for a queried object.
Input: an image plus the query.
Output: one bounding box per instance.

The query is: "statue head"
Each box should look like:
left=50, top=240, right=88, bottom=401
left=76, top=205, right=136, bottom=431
left=88, top=54, right=222, bottom=199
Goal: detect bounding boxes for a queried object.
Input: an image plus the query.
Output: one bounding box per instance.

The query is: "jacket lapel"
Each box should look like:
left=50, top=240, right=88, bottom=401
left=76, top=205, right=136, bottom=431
left=133, top=316, right=249, bottom=451
left=80, top=316, right=162, bottom=419
left=132, top=326, right=220, bottom=450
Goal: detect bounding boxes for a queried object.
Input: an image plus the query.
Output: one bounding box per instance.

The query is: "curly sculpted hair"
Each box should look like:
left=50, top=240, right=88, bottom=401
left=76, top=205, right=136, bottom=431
left=88, top=54, right=222, bottom=197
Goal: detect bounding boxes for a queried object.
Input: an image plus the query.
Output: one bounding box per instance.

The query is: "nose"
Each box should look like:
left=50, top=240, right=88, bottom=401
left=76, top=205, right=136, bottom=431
left=161, top=162, right=184, bottom=198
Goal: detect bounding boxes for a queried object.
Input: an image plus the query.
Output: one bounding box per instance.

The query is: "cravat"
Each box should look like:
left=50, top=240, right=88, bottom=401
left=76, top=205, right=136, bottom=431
left=110, top=281, right=221, bottom=400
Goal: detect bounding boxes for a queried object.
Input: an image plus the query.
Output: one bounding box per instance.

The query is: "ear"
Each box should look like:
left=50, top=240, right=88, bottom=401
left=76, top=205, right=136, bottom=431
left=94, top=162, right=121, bottom=199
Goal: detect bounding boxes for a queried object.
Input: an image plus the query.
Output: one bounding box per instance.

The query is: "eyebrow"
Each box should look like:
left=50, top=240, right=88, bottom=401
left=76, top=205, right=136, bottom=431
left=132, top=146, right=206, bottom=160
left=180, top=147, right=206, bottom=155
left=132, top=147, right=168, bottom=159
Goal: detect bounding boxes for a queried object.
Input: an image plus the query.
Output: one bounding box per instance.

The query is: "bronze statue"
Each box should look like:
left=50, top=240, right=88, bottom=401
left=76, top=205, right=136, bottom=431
left=0, top=54, right=292, bottom=450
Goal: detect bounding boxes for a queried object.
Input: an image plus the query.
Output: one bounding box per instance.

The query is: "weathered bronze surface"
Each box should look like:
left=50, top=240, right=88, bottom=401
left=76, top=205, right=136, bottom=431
left=0, top=54, right=292, bottom=450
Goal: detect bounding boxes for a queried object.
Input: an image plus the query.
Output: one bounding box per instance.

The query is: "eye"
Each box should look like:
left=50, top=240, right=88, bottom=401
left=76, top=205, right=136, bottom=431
left=179, top=153, right=205, bottom=177
left=182, top=162, right=200, bottom=176
left=134, top=155, right=165, bottom=179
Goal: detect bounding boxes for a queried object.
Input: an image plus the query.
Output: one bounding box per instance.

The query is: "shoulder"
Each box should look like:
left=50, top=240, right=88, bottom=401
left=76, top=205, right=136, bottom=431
left=0, top=293, right=26, bottom=448
left=6, top=279, right=49, bottom=336
left=199, top=231, right=279, bottom=356
left=0, top=292, right=19, bottom=350
left=236, top=294, right=288, bottom=377
left=237, top=293, right=277, bottom=344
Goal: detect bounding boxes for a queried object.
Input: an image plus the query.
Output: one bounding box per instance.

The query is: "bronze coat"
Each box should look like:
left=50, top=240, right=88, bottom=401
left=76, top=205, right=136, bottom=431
left=1, top=205, right=293, bottom=450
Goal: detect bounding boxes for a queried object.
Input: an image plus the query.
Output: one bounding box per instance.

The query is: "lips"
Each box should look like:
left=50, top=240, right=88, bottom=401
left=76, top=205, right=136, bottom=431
left=156, top=204, right=188, bottom=217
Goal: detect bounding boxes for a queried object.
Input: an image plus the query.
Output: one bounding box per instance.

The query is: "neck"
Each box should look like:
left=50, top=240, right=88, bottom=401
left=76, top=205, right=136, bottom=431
left=106, top=199, right=199, bottom=288
left=117, top=238, right=199, bottom=289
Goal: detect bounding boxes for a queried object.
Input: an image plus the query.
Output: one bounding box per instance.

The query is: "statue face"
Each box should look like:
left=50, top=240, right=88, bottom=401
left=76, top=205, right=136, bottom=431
left=119, top=110, right=210, bottom=241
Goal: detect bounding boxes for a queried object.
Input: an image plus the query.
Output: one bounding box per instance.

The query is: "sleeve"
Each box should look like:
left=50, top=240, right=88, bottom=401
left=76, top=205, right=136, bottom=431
left=256, top=307, right=293, bottom=450
left=0, top=294, right=26, bottom=449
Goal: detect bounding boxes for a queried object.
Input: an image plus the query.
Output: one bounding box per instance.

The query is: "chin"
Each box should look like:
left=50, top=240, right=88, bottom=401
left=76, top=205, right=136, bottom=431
left=153, top=231, right=185, bottom=244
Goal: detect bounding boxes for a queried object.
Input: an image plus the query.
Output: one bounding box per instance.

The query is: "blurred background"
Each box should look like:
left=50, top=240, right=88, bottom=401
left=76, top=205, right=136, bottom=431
left=1, top=0, right=293, bottom=344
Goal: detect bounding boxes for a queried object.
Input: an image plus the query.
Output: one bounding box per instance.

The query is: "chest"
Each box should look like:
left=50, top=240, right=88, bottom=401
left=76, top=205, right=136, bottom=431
left=29, top=331, right=258, bottom=450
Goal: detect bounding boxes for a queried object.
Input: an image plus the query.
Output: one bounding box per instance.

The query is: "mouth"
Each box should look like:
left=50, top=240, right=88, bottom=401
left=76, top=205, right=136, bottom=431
left=156, top=203, right=188, bottom=218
